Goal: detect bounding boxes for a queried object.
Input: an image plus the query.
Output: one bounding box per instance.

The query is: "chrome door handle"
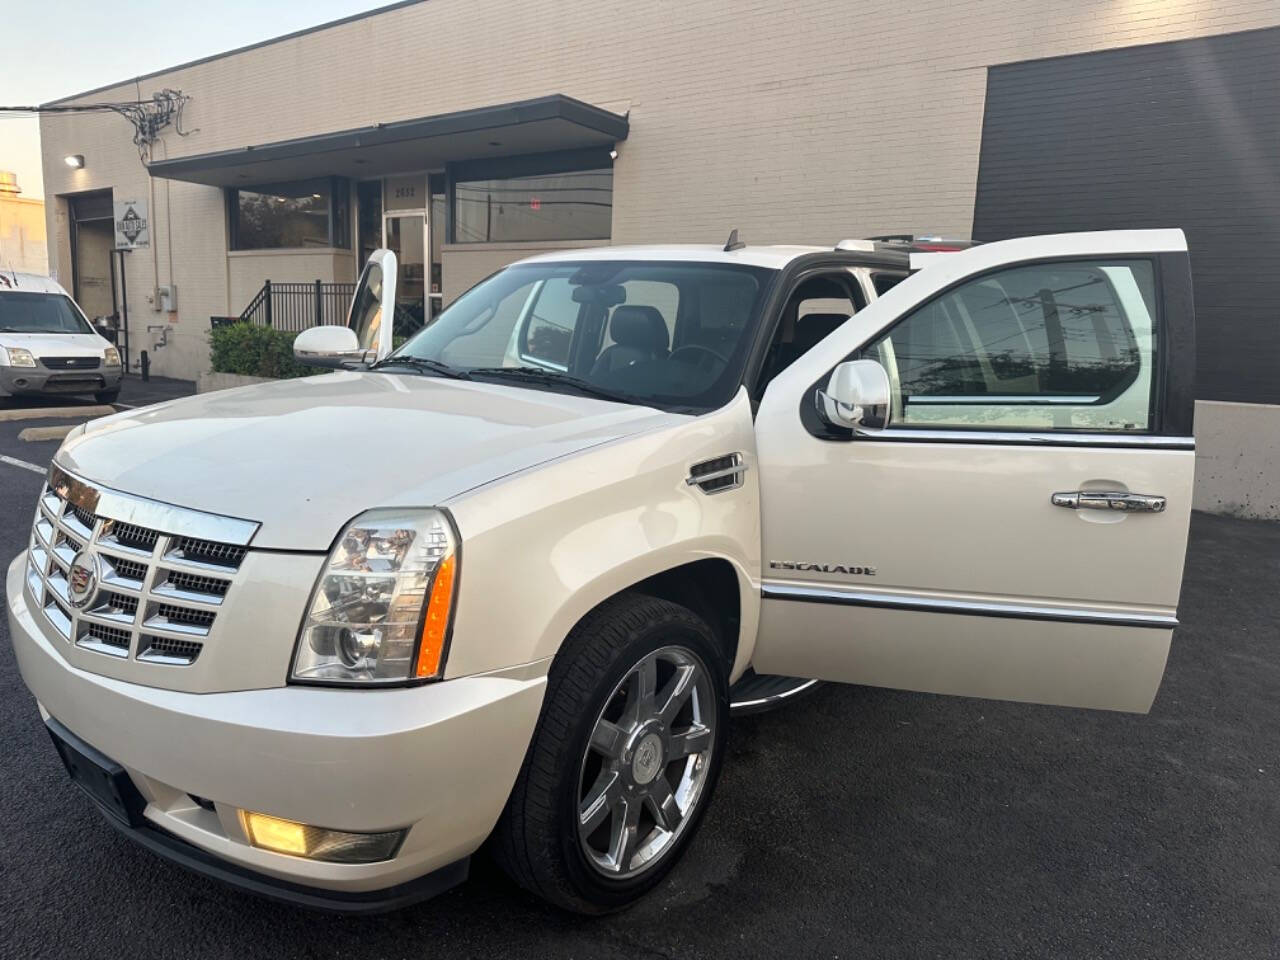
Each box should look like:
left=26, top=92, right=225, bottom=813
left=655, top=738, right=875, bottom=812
left=1052, top=491, right=1166, bottom=513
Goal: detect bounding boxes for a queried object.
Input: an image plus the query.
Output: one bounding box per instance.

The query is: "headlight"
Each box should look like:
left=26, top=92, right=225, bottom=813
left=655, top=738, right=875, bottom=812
left=103, top=346, right=121, bottom=367
left=291, top=509, right=458, bottom=685
left=0, top=346, right=36, bottom=368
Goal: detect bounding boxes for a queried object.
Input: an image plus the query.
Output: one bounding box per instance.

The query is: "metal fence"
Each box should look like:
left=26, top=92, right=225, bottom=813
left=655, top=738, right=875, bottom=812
left=236, top=280, right=357, bottom=332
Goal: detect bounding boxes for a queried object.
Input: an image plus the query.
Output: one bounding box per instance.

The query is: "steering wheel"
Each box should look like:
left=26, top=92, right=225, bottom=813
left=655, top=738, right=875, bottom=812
left=669, top=344, right=729, bottom=373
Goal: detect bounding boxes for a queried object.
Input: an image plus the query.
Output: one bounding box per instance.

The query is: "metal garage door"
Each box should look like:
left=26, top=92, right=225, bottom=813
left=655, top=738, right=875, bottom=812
left=973, top=26, right=1280, bottom=405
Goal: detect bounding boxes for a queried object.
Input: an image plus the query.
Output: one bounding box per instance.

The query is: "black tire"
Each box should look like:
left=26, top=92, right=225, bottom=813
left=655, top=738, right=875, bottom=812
left=492, top=592, right=729, bottom=914
left=94, top=389, right=121, bottom=404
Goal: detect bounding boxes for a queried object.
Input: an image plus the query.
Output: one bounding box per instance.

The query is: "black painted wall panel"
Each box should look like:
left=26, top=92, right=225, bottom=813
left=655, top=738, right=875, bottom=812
left=973, top=27, right=1280, bottom=404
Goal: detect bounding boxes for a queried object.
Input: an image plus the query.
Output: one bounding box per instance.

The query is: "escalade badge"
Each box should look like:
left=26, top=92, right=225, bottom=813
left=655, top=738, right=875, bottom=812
left=769, top=561, right=876, bottom=576
left=67, top=549, right=101, bottom=608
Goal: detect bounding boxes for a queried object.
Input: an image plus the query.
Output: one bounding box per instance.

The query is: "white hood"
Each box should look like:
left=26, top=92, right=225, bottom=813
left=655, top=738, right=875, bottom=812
left=56, top=371, right=684, bottom=550
left=0, top=332, right=109, bottom=356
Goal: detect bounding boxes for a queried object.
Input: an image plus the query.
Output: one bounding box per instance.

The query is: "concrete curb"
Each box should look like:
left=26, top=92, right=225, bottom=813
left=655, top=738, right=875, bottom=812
left=18, top=425, right=78, bottom=442
left=0, top=405, right=115, bottom=422
left=197, top=372, right=274, bottom=394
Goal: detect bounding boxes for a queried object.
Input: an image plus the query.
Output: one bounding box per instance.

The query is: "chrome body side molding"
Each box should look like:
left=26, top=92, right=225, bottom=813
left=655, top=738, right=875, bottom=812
left=761, top=581, right=1178, bottom=629
left=852, top=430, right=1195, bottom=450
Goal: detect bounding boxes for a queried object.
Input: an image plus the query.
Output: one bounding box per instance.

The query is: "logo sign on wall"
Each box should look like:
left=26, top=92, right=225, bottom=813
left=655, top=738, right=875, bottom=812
left=113, top=199, right=150, bottom=250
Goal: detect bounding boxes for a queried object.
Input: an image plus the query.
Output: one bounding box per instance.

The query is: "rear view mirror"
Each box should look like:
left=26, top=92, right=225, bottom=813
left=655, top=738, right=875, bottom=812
left=348, top=249, right=398, bottom=361
left=816, top=359, right=892, bottom=432
left=293, top=325, right=371, bottom=369
left=571, top=283, right=626, bottom=306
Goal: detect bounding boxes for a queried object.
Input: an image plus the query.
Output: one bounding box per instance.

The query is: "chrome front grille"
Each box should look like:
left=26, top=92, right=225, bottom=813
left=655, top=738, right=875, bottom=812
left=169, top=536, right=246, bottom=568
left=25, top=465, right=258, bottom=669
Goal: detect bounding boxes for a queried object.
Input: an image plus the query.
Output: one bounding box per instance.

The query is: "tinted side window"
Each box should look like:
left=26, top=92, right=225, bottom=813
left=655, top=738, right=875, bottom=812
left=872, top=273, right=906, bottom=295
left=861, top=260, right=1156, bottom=431
left=438, top=278, right=538, bottom=367
left=520, top=278, right=578, bottom=369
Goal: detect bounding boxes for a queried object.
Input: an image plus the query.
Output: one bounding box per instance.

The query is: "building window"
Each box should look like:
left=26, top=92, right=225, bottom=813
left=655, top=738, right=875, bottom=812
left=229, top=177, right=349, bottom=250
left=451, top=153, right=612, bottom=244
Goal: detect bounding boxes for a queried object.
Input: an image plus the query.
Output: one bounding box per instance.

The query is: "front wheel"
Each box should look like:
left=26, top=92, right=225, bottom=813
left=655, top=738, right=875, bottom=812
left=492, top=593, right=728, bottom=913
left=94, top=388, right=121, bottom=404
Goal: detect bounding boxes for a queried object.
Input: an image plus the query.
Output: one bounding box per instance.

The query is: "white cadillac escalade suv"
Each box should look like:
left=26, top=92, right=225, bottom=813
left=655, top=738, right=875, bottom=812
left=7, top=230, right=1195, bottom=914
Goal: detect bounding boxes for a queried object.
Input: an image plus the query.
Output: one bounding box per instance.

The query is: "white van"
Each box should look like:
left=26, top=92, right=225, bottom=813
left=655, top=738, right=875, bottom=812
left=0, top=273, right=123, bottom=404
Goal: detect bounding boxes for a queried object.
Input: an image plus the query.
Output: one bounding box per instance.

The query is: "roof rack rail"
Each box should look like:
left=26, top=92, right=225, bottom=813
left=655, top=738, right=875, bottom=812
left=849, top=234, right=977, bottom=253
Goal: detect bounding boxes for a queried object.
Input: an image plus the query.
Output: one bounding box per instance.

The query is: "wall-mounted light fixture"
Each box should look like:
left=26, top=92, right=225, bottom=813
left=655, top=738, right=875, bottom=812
left=609, top=149, right=618, bottom=161
left=64, top=154, right=85, bottom=169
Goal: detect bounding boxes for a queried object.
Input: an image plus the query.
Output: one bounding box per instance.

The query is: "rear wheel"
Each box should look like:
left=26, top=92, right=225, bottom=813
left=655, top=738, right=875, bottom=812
left=492, top=593, right=728, bottom=914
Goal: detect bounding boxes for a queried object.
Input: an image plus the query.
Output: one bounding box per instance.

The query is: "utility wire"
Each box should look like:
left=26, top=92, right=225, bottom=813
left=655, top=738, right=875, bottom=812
left=0, top=90, right=196, bottom=163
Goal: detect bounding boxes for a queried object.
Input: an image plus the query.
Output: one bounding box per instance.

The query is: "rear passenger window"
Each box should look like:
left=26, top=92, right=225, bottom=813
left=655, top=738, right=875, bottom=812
left=860, top=260, right=1157, bottom=431
left=872, top=273, right=905, bottom=295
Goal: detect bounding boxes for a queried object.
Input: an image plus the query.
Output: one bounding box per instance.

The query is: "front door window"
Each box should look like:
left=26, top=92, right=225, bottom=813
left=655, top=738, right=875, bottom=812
left=858, top=260, right=1156, bottom=432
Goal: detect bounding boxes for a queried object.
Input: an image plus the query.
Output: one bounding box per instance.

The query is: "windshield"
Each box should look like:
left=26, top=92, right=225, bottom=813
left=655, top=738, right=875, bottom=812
left=382, top=260, right=775, bottom=411
left=0, top=293, right=93, bottom=335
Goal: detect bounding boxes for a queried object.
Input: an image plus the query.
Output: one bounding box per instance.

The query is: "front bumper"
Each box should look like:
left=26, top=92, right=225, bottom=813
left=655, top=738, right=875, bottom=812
left=0, top=363, right=121, bottom=397
left=7, top=553, right=546, bottom=905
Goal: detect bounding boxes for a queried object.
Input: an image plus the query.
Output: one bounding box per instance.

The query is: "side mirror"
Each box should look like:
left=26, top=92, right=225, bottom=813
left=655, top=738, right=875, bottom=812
left=293, top=325, right=372, bottom=369
left=347, top=249, right=398, bottom=362
left=816, top=359, right=893, bottom=431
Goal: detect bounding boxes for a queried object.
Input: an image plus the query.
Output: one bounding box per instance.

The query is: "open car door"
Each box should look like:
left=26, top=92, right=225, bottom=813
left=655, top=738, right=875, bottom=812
left=348, top=249, right=397, bottom=362
left=751, top=230, right=1195, bottom=712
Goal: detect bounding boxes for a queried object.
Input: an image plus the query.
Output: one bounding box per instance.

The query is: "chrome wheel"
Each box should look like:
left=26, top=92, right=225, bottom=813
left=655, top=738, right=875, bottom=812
left=577, top=645, right=716, bottom=879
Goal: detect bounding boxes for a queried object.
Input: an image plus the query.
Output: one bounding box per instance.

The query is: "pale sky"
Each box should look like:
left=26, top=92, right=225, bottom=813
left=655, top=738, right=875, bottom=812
left=0, top=0, right=396, bottom=198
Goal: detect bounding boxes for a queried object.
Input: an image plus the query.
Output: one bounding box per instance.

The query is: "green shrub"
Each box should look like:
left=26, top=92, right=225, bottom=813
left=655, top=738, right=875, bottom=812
left=209, top=323, right=318, bottom=379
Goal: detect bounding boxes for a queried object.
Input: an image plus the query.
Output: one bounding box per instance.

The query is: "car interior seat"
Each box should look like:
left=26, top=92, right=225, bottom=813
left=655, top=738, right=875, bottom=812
left=590, top=305, right=670, bottom=378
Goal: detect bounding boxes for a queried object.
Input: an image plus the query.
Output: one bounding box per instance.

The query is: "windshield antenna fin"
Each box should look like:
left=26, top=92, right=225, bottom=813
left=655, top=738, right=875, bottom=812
left=723, top=228, right=745, bottom=252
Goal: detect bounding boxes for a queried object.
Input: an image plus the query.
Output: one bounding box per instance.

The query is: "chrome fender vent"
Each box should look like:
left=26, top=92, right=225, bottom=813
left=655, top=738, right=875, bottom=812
left=686, top=453, right=747, bottom=494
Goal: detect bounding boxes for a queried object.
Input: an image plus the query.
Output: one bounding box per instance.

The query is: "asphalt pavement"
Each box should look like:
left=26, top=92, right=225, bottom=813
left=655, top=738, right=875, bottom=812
left=0, top=400, right=1276, bottom=959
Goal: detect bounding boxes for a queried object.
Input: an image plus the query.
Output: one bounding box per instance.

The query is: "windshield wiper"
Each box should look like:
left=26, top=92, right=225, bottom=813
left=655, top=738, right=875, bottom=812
left=466, top=367, right=636, bottom=404
left=370, top=355, right=471, bottom=379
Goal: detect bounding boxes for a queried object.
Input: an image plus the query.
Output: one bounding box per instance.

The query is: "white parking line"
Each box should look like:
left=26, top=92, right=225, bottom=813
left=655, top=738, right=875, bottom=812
left=1, top=454, right=46, bottom=475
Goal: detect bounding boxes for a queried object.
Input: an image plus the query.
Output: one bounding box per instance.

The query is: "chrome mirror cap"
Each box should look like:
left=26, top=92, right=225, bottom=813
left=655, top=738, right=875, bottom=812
left=816, top=359, right=892, bottom=432
left=293, top=325, right=373, bottom=369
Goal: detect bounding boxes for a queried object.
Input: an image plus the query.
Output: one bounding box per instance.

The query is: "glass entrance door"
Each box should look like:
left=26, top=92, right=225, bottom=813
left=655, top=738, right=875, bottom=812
left=384, top=213, right=426, bottom=340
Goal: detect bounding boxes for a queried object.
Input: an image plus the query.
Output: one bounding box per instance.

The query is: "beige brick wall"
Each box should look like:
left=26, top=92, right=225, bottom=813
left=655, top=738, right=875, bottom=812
left=40, top=0, right=1280, bottom=380
left=228, top=250, right=358, bottom=318
left=40, top=108, right=230, bottom=379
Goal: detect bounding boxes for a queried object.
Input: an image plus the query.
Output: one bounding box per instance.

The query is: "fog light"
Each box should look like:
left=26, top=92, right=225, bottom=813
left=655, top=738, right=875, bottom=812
left=240, top=810, right=405, bottom=863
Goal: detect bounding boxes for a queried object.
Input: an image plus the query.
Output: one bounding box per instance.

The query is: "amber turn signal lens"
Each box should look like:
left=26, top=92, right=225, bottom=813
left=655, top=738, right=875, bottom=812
left=416, top=552, right=456, bottom=678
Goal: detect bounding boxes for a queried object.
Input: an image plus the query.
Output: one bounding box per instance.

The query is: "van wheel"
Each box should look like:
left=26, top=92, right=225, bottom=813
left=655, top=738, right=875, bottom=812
left=94, top=389, right=120, bottom=404
left=492, top=593, right=728, bottom=914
